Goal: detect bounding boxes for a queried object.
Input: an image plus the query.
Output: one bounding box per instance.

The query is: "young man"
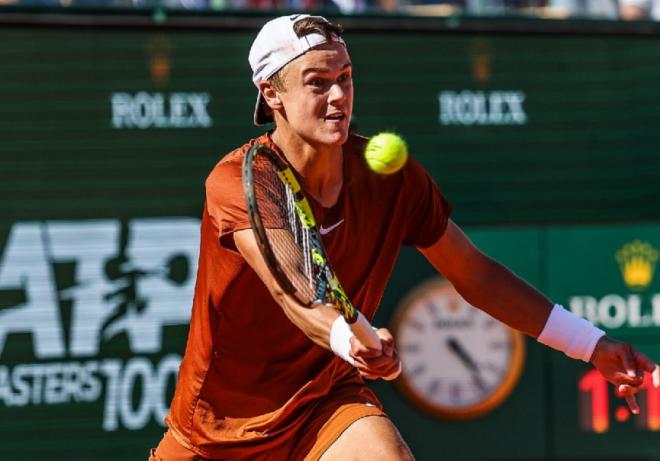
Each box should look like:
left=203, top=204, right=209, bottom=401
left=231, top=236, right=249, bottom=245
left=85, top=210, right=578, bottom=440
left=150, top=15, right=659, bottom=461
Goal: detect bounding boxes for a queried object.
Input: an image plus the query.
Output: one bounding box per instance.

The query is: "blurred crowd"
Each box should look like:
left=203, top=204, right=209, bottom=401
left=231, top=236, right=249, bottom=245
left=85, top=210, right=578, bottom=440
left=1, top=0, right=658, bottom=20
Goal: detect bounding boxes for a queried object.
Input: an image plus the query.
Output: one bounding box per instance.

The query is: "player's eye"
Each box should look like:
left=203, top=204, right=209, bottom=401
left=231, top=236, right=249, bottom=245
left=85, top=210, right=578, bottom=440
left=338, top=72, right=351, bottom=84
left=308, top=78, right=324, bottom=87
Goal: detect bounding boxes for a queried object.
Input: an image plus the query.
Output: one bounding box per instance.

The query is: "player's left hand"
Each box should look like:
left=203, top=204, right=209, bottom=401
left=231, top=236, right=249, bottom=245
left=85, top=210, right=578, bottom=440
left=590, top=336, right=660, bottom=414
left=350, top=328, right=402, bottom=381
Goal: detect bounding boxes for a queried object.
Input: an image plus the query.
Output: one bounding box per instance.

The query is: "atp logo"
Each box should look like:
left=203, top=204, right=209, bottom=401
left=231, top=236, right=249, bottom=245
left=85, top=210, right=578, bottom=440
left=0, top=218, right=199, bottom=431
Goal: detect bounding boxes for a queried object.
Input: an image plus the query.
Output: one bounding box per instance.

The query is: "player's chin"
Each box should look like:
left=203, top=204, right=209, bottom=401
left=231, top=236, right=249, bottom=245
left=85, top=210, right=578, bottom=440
left=320, top=125, right=350, bottom=145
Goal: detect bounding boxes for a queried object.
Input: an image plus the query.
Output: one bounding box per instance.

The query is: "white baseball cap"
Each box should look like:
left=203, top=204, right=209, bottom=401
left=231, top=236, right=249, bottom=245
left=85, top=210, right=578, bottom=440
left=248, top=14, right=346, bottom=126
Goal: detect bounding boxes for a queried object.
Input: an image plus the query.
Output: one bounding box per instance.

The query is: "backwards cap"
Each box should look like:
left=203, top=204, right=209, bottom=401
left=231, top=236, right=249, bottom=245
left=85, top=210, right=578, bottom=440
left=248, top=14, right=346, bottom=125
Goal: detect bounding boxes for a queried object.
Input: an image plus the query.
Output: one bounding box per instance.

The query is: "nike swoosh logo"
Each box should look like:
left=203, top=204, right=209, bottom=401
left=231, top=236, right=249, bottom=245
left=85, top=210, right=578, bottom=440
left=319, top=219, right=344, bottom=235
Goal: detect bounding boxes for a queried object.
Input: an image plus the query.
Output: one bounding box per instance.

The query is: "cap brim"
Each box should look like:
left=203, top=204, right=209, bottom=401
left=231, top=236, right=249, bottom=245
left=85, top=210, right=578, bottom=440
left=254, top=91, right=273, bottom=126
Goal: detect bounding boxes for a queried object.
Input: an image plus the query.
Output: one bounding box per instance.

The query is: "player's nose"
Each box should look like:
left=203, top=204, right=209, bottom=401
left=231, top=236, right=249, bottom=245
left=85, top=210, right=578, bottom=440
left=328, top=82, right=349, bottom=103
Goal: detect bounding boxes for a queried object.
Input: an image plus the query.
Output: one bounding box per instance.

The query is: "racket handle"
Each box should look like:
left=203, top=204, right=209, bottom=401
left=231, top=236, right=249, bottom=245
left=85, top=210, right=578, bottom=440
left=349, top=312, right=382, bottom=351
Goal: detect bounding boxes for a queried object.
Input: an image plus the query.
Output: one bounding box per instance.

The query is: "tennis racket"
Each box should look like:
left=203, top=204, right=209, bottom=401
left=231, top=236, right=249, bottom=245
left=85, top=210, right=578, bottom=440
left=242, top=143, right=381, bottom=350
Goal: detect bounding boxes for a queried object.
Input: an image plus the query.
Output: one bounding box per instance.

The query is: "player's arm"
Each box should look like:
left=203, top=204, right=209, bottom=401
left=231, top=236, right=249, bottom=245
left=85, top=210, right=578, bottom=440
left=421, top=220, right=551, bottom=336
left=233, top=228, right=399, bottom=379
left=419, top=219, right=659, bottom=412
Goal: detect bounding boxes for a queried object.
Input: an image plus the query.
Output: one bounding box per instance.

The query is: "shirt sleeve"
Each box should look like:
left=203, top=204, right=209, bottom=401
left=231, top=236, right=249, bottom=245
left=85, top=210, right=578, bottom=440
left=402, top=156, right=453, bottom=248
left=205, top=158, right=252, bottom=249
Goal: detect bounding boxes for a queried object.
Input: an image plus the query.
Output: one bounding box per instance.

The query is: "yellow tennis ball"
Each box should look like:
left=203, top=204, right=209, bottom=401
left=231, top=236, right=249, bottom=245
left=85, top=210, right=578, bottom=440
left=364, top=132, right=408, bottom=174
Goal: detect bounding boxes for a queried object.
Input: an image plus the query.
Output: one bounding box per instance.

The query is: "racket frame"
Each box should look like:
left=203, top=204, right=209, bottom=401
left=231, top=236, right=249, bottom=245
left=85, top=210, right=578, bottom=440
left=242, top=144, right=381, bottom=350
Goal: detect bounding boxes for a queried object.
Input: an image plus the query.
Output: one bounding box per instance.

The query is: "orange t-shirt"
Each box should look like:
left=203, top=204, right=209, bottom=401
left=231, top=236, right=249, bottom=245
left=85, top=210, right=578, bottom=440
left=166, top=132, right=452, bottom=458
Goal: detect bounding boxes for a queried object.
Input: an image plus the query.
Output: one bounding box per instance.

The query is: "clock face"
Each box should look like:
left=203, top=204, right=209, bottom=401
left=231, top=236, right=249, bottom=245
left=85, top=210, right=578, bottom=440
left=392, top=278, right=525, bottom=420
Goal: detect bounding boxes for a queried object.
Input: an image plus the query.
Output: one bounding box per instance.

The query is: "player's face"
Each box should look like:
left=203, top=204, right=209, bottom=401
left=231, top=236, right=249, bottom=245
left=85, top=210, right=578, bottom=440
left=278, top=42, right=353, bottom=147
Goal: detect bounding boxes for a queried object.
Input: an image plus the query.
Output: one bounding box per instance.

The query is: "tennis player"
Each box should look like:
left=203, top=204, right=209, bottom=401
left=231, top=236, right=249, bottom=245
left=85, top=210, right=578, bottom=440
left=149, top=14, right=659, bottom=461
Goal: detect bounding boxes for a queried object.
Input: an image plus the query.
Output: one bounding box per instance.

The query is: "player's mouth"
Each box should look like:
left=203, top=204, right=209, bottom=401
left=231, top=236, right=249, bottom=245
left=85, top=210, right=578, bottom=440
left=324, top=112, right=346, bottom=122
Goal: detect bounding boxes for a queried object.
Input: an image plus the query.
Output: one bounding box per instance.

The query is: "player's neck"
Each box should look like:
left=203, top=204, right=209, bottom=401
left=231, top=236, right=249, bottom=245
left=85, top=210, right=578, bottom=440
left=271, top=128, right=343, bottom=208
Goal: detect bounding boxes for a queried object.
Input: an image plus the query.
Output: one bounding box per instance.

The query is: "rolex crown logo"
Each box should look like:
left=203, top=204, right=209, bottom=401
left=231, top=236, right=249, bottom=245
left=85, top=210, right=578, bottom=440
left=615, top=240, right=659, bottom=291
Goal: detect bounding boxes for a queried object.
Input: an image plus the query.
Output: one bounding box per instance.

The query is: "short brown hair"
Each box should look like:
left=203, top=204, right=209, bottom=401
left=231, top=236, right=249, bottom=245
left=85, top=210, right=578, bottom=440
left=269, top=17, right=344, bottom=92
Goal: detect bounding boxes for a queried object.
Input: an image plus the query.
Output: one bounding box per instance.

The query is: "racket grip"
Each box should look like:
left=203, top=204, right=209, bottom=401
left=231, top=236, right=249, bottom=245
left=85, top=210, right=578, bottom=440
left=349, top=312, right=382, bottom=351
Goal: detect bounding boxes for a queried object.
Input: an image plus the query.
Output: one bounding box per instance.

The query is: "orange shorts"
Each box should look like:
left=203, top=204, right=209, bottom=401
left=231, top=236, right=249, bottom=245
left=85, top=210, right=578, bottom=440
left=149, top=388, right=386, bottom=461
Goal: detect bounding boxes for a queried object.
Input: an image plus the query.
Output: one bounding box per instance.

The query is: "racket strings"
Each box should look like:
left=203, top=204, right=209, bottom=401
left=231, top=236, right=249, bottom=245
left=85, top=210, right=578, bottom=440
left=253, top=159, right=322, bottom=303
left=284, top=185, right=314, bottom=290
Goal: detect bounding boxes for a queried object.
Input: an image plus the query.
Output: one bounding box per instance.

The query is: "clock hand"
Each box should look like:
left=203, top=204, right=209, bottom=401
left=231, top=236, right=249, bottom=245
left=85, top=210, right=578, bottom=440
left=446, top=336, right=488, bottom=391
left=446, top=337, right=480, bottom=371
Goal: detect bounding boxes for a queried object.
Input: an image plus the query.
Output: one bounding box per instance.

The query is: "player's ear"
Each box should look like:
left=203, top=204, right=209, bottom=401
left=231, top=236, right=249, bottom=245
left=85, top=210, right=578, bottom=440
left=259, top=81, right=283, bottom=112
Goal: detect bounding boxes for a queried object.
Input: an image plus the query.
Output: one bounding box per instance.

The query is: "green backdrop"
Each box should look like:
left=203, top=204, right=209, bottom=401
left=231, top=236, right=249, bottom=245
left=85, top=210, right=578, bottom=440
left=1, top=13, right=660, bottom=460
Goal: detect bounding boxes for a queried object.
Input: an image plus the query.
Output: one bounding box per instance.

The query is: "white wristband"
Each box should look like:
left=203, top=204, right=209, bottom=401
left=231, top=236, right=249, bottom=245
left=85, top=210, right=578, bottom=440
left=330, top=315, right=356, bottom=365
left=537, top=304, right=605, bottom=362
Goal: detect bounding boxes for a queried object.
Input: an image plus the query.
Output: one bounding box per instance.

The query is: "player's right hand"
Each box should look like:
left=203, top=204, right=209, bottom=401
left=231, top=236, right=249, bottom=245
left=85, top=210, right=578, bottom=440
left=350, top=328, right=402, bottom=381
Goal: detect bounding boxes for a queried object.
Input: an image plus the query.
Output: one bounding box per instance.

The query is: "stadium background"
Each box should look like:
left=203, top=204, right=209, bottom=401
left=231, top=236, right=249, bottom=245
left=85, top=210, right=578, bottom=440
left=1, top=9, right=660, bottom=460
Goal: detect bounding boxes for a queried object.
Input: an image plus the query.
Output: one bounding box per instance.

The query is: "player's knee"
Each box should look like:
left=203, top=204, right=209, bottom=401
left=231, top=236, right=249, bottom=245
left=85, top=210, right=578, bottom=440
left=372, top=446, right=414, bottom=461
left=319, top=415, right=415, bottom=460
left=377, top=419, right=414, bottom=461
left=371, top=437, right=414, bottom=461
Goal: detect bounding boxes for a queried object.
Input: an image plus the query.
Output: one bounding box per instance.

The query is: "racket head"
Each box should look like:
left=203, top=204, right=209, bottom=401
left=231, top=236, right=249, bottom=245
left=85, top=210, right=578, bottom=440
left=242, top=144, right=358, bottom=323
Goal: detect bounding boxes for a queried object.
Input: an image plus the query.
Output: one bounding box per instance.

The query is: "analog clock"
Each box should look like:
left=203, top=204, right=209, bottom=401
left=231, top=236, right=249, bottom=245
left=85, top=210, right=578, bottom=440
left=392, top=278, right=526, bottom=420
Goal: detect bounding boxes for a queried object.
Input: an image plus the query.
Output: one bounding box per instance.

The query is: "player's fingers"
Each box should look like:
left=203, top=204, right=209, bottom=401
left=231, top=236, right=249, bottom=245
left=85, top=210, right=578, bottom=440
left=622, top=392, right=640, bottom=415
left=379, top=354, right=400, bottom=374
left=354, top=352, right=400, bottom=379
left=364, top=360, right=400, bottom=381
left=653, top=365, right=660, bottom=388
left=358, top=370, right=379, bottom=380
left=356, top=359, right=398, bottom=380
left=350, top=350, right=372, bottom=370
left=353, top=352, right=391, bottom=370
left=354, top=362, right=374, bottom=378
left=618, top=383, right=640, bottom=396
left=353, top=356, right=374, bottom=370
left=349, top=345, right=364, bottom=363
left=620, top=345, right=639, bottom=380
left=617, top=382, right=641, bottom=415
left=382, top=362, right=402, bottom=381
left=633, top=349, right=657, bottom=374
left=375, top=328, right=394, bottom=344
left=375, top=328, right=394, bottom=356
left=350, top=336, right=380, bottom=359
left=612, top=371, right=643, bottom=386
left=353, top=354, right=388, bottom=371
left=381, top=341, right=394, bottom=358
